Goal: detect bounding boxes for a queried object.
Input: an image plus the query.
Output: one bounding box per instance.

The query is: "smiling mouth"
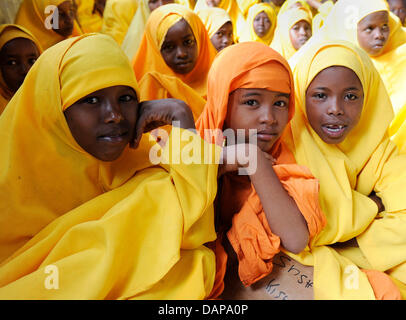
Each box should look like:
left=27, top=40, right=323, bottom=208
left=321, top=124, right=347, bottom=138
left=98, top=131, right=129, bottom=143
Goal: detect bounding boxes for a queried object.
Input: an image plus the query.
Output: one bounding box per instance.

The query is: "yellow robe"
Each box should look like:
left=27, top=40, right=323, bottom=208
left=283, top=39, right=406, bottom=299
left=0, top=33, right=221, bottom=299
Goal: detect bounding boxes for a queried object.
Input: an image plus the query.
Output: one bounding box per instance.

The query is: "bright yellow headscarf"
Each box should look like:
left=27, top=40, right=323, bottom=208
left=75, top=0, right=104, bottom=33
left=239, top=3, right=276, bottom=45
left=132, top=4, right=217, bottom=99
left=100, top=0, right=138, bottom=45
left=319, top=0, right=406, bottom=160
left=15, top=0, right=76, bottom=50
left=236, top=0, right=260, bottom=17
left=195, top=7, right=231, bottom=39
left=282, top=39, right=406, bottom=299
left=278, top=0, right=313, bottom=18
left=270, top=7, right=312, bottom=60
left=0, top=33, right=152, bottom=262
left=0, top=33, right=221, bottom=299
left=312, top=0, right=335, bottom=34
left=0, top=24, right=42, bottom=115
left=194, top=0, right=246, bottom=42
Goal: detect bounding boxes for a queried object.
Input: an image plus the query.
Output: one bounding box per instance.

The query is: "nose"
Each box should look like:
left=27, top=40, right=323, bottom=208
left=19, top=61, right=30, bottom=75
left=103, top=100, right=124, bottom=124
left=326, top=97, right=344, bottom=116
left=299, top=27, right=307, bottom=36
left=259, top=106, right=277, bottom=124
left=374, top=28, right=385, bottom=40
left=176, top=46, right=188, bottom=59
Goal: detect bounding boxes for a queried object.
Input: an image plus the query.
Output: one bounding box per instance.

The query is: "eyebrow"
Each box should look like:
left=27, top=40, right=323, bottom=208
left=276, top=93, right=290, bottom=98
left=313, top=86, right=361, bottom=91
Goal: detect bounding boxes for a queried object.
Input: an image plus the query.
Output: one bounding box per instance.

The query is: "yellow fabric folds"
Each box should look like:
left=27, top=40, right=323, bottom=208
left=75, top=0, right=104, bottom=33
left=133, top=4, right=217, bottom=99
left=312, top=0, right=334, bottom=34
left=239, top=3, right=276, bottom=45
left=270, top=7, right=312, bottom=60
left=100, top=0, right=138, bottom=45
left=319, top=0, right=406, bottom=145
left=196, top=7, right=231, bottom=39
left=236, top=0, right=259, bottom=17
left=0, top=33, right=150, bottom=262
left=0, top=126, right=221, bottom=299
left=194, top=0, right=246, bottom=42
left=278, top=0, right=313, bottom=18
left=15, top=0, right=69, bottom=50
left=283, top=39, right=406, bottom=299
left=0, top=24, right=42, bottom=115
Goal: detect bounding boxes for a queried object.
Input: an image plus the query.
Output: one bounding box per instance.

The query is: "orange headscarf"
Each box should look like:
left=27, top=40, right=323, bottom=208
left=196, top=42, right=326, bottom=295
left=132, top=4, right=217, bottom=99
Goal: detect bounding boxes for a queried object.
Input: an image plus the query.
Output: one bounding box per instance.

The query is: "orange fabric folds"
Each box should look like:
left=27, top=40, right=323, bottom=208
left=196, top=42, right=326, bottom=291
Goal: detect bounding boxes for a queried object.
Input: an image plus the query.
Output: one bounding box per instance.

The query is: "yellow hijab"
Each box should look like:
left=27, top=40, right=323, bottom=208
left=194, top=0, right=246, bottom=41
left=320, top=0, right=406, bottom=157
left=133, top=4, right=217, bottom=99
left=236, top=0, right=260, bottom=17
left=270, top=7, right=312, bottom=60
left=283, top=39, right=406, bottom=298
left=0, top=33, right=154, bottom=262
left=312, top=0, right=335, bottom=34
left=278, top=0, right=313, bottom=18
left=0, top=24, right=42, bottom=115
left=15, top=0, right=73, bottom=50
left=100, top=0, right=138, bottom=45
left=75, top=0, right=104, bottom=33
left=196, top=7, right=232, bottom=39
left=239, top=3, right=276, bottom=45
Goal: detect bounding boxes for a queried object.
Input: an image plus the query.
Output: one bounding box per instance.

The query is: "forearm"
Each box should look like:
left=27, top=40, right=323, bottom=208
left=249, top=151, right=309, bottom=254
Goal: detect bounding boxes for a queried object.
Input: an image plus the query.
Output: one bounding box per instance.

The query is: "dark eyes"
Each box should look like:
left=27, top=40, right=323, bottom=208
left=6, top=58, right=37, bottom=66
left=81, top=94, right=135, bottom=105
left=312, top=92, right=359, bottom=101
left=161, top=37, right=195, bottom=52
left=243, top=99, right=288, bottom=107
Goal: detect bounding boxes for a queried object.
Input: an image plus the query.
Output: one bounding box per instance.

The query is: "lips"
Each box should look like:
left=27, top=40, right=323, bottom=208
left=321, top=123, right=347, bottom=138
left=256, top=130, right=279, bottom=141
left=97, top=129, right=129, bottom=143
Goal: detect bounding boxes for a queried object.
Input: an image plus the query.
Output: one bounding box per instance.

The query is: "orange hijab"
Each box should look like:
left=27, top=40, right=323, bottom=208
left=196, top=42, right=326, bottom=294
left=132, top=4, right=217, bottom=98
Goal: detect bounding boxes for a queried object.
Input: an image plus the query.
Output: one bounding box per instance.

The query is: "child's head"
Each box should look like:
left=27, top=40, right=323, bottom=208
left=305, top=66, right=364, bottom=144
left=253, top=11, right=272, bottom=38
left=64, top=85, right=138, bottom=162
left=52, top=0, right=76, bottom=37
left=206, top=0, right=222, bottom=7
left=160, top=18, right=199, bottom=74
left=0, top=37, right=40, bottom=93
left=388, top=0, right=406, bottom=25
left=357, top=10, right=390, bottom=56
left=289, top=19, right=312, bottom=50
left=148, top=0, right=175, bottom=12
left=269, top=0, right=286, bottom=6
left=210, top=21, right=233, bottom=51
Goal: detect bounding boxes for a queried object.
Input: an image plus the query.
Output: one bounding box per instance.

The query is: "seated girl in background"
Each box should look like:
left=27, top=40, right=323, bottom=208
left=0, top=33, right=221, bottom=300
left=239, top=3, right=276, bottom=45
left=282, top=38, right=405, bottom=299
left=196, top=41, right=326, bottom=299
left=133, top=4, right=217, bottom=119
left=196, top=7, right=233, bottom=52
left=319, top=0, right=406, bottom=152
left=15, top=0, right=78, bottom=51
left=0, top=24, right=41, bottom=115
left=270, top=7, right=312, bottom=60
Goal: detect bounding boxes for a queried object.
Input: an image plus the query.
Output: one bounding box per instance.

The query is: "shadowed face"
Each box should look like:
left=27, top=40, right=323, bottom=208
left=210, top=21, right=233, bottom=52
left=64, top=85, right=138, bottom=161
left=148, top=0, right=175, bottom=12
left=305, top=66, right=364, bottom=144
left=357, top=11, right=390, bottom=57
left=206, top=0, right=222, bottom=7
left=52, top=1, right=76, bottom=37
left=0, top=38, right=40, bottom=93
left=388, top=0, right=406, bottom=25
left=160, top=19, right=198, bottom=74
left=253, top=11, right=272, bottom=38
left=225, top=88, right=290, bottom=153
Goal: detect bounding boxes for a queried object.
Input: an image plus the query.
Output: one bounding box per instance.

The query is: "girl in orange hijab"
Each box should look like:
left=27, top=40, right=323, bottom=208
left=196, top=41, right=327, bottom=298
left=133, top=4, right=217, bottom=119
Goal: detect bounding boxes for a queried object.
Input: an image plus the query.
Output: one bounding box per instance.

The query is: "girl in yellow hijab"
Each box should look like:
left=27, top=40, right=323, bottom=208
left=0, top=33, right=221, bottom=299
left=270, top=7, right=312, bottom=60
left=319, top=0, right=406, bottom=148
left=282, top=39, right=406, bottom=299
left=15, top=0, right=77, bottom=50
left=196, top=7, right=233, bottom=52
left=194, top=0, right=246, bottom=42
left=133, top=4, right=217, bottom=118
left=239, top=3, right=277, bottom=45
left=0, top=24, right=41, bottom=115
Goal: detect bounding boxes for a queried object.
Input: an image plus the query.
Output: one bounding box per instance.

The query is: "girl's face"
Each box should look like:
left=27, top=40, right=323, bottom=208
left=305, top=66, right=364, bottom=144
left=210, top=21, right=233, bottom=52
left=148, top=0, right=174, bottom=12
left=160, top=19, right=198, bottom=74
left=0, top=38, right=40, bottom=93
left=253, top=11, right=272, bottom=38
left=53, top=1, right=76, bottom=37
left=64, top=85, right=138, bottom=161
left=289, top=20, right=312, bottom=50
left=224, top=88, right=290, bottom=153
left=388, top=0, right=406, bottom=25
left=357, top=11, right=390, bottom=57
